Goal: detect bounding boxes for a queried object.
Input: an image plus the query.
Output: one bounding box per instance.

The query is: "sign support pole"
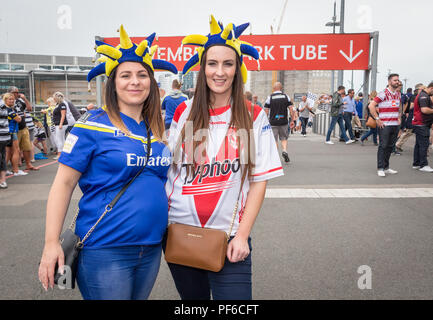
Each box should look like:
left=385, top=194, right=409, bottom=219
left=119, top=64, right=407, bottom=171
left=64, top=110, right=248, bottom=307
left=337, top=0, right=345, bottom=87
left=362, top=69, right=370, bottom=117
left=370, top=31, right=379, bottom=92
left=362, top=31, right=379, bottom=118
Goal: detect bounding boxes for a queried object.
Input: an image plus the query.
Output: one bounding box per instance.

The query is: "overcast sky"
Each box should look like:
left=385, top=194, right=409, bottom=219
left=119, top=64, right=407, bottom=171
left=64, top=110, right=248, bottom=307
left=1, top=0, right=432, bottom=92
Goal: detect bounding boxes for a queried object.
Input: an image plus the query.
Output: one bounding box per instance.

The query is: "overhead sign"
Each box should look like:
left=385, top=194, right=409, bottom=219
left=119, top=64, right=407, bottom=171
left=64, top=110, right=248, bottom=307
left=103, top=33, right=370, bottom=72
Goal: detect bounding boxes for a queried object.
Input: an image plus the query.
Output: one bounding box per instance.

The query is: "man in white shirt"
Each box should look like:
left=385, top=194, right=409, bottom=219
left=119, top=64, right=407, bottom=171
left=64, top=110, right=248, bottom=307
left=298, top=95, right=313, bottom=137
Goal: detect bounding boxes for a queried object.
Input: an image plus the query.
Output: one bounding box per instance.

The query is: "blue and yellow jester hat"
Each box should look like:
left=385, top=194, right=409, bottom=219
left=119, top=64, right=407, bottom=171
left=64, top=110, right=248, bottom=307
left=87, top=25, right=177, bottom=82
left=181, top=15, right=260, bottom=83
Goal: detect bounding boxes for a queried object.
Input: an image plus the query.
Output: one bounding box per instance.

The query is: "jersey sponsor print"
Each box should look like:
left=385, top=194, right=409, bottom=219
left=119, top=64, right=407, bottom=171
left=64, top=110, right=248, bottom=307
left=166, top=99, right=284, bottom=236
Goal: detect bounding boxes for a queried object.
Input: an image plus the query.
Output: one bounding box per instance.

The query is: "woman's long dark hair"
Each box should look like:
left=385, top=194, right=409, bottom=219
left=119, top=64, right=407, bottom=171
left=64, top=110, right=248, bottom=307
left=175, top=47, right=255, bottom=183
left=104, top=62, right=165, bottom=142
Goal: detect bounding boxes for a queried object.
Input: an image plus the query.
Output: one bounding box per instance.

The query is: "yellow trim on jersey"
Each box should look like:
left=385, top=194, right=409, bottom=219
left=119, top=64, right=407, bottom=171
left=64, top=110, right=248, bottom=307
left=74, top=123, right=114, bottom=134
left=74, top=123, right=158, bottom=144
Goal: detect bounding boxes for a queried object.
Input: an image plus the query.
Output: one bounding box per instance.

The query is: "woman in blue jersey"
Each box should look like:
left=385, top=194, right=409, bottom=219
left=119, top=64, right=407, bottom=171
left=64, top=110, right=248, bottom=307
left=38, top=26, right=177, bottom=299
left=2, top=93, right=23, bottom=176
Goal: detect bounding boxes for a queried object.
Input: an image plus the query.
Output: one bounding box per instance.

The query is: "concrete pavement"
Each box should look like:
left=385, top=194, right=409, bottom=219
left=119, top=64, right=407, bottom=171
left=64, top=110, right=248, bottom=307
left=1, top=132, right=432, bottom=300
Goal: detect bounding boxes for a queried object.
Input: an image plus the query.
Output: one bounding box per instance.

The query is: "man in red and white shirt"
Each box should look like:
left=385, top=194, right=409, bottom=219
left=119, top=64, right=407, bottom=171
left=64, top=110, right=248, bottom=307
left=368, top=74, right=402, bottom=177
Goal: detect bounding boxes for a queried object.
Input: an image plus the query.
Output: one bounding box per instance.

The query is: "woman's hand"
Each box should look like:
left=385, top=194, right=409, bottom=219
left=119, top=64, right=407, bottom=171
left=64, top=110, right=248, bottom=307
left=226, top=235, right=249, bottom=263
left=38, top=242, right=64, bottom=290
left=376, top=118, right=385, bottom=129
left=37, top=164, right=81, bottom=291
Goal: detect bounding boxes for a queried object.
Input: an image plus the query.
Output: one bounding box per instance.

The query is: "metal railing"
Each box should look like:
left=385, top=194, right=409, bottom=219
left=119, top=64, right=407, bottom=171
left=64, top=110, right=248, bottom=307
left=312, top=112, right=369, bottom=138
left=312, top=112, right=342, bottom=138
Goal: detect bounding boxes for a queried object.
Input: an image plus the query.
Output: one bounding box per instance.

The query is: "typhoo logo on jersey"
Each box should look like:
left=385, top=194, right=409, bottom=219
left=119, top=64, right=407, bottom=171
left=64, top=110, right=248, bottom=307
left=182, top=158, right=241, bottom=184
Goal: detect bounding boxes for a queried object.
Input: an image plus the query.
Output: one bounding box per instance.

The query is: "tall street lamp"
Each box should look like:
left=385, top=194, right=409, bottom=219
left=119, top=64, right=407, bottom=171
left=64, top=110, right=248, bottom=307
left=325, top=1, right=340, bottom=93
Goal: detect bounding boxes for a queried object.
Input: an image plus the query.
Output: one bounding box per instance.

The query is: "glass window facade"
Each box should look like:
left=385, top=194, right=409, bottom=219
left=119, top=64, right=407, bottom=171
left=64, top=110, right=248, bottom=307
left=1, top=53, right=98, bottom=108
left=38, top=65, right=52, bottom=71
left=0, top=74, right=30, bottom=97
left=11, top=64, right=24, bottom=71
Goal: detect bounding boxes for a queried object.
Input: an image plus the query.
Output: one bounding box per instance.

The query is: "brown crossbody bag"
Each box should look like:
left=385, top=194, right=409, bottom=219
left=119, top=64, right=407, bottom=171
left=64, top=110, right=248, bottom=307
left=164, top=182, right=243, bottom=272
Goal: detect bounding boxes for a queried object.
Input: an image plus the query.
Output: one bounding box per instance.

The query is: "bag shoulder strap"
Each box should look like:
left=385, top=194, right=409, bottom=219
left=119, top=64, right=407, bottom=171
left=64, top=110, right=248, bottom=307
left=226, top=177, right=246, bottom=240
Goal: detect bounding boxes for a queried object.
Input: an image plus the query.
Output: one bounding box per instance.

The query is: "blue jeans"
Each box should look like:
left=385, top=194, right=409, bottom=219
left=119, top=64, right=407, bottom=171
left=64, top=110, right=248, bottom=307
left=77, top=244, right=162, bottom=300
left=361, top=128, right=377, bottom=144
left=164, top=235, right=252, bottom=300
left=340, top=112, right=355, bottom=140
left=300, top=117, right=309, bottom=135
left=326, top=114, right=349, bottom=142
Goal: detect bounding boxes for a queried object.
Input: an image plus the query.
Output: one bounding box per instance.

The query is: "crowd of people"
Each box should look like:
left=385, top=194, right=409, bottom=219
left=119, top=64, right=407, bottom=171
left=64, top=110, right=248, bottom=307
left=253, top=74, right=433, bottom=176
left=0, top=88, right=84, bottom=189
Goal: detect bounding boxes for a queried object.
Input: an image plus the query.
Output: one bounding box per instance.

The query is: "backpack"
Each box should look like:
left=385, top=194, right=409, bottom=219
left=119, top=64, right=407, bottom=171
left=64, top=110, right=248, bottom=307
left=65, top=100, right=81, bottom=121
left=268, top=93, right=290, bottom=126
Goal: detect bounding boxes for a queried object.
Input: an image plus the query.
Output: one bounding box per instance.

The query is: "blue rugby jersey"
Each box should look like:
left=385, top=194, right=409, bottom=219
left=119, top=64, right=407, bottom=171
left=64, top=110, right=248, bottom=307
left=7, top=107, right=19, bottom=134
left=59, top=108, right=171, bottom=248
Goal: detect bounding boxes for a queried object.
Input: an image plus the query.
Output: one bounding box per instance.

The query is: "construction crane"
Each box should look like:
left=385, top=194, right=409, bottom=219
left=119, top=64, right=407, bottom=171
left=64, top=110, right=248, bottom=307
left=271, top=0, right=288, bottom=87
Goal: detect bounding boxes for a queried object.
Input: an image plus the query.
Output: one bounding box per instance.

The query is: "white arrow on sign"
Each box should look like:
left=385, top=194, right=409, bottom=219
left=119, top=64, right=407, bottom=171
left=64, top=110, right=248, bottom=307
left=339, top=40, right=363, bottom=63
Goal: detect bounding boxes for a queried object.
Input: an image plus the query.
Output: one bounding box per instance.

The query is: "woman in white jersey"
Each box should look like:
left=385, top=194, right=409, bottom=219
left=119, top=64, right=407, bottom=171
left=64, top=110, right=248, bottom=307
left=164, top=15, right=284, bottom=300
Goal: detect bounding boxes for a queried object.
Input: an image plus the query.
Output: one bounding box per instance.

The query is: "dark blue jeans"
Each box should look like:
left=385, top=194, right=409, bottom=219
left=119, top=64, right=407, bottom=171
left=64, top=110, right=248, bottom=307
left=413, top=125, right=431, bottom=168
left=340, top=112, right=355, bottom=140
left=77, top=244, right=162, bottom=300
left=163, top=235, right=252, bottom=300
left=377, top=125, right=399, bottom=170
left=326, top=114, right=349, bottom=142
left=361, top=128, right=378, bottom=144
left=300, top=117, right=309, bottom=135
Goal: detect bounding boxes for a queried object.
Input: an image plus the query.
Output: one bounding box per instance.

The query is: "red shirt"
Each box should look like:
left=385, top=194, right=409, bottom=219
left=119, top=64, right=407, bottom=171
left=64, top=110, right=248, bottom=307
left=412, top=94, right=423, bottom=126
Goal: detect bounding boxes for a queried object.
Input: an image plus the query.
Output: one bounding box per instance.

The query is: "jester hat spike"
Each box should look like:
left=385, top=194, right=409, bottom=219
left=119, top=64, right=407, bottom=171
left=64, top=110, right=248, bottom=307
left=181, top=15, right=259, bottom=83
left=87, top=25, right=177, bottom=82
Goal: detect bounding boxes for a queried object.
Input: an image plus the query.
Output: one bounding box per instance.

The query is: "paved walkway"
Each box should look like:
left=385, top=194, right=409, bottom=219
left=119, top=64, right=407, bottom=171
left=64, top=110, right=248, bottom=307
left=1, top=132, right=432, bottom=300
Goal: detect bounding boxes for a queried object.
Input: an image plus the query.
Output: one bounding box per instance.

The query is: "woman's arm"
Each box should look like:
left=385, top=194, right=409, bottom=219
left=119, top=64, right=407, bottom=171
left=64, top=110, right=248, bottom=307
left=14, top=114, right=22, bottom=123
left=227, top=180, right=267, bottom=263
left=38, top=164, right=81, bottom=290
left=59, top=109, right=66, bottom=129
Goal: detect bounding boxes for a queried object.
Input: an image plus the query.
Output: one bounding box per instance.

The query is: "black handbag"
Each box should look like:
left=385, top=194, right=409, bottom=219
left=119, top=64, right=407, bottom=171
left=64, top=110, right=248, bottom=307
left=54, top=229, right=81, bottom=288
left=53, top=123, right=152, bottom=289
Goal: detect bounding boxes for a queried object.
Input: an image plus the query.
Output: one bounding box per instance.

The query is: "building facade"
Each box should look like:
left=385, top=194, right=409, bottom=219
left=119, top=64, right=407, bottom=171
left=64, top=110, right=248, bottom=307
left=249, top=70, right=338, bottom=105
left=0, top=53, right=96, bottom=110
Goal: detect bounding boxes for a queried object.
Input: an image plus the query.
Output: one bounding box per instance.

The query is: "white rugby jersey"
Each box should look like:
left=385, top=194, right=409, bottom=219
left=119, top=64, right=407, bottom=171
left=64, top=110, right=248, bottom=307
left=374, top=88, right=401, bottom=126
left=165, top=99, right=284, bottom=236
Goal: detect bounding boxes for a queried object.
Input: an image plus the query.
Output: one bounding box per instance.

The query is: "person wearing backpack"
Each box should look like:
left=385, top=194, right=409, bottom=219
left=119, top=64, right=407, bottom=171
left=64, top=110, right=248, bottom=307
left=263, top=82, right=294, bottom=162
left=63, top=98, right=81, bottom=135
